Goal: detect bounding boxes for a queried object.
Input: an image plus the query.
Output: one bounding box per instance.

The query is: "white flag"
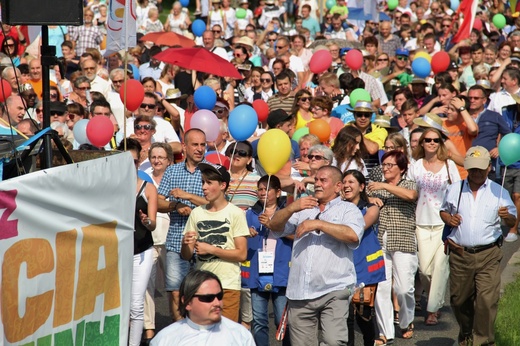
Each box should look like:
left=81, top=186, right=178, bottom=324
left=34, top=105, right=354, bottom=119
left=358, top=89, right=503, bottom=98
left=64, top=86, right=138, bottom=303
left=106, top=0, right=137, bottom=56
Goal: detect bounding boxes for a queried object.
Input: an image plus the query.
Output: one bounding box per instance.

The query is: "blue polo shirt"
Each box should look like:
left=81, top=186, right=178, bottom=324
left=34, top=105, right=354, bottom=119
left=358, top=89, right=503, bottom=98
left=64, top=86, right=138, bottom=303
left=302, top=17, right=321, bottom=38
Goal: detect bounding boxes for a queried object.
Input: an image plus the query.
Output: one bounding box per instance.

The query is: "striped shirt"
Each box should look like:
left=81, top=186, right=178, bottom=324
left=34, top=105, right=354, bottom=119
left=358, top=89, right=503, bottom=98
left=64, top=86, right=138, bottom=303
left=226, top=172, right=260, bottom=210
left=157, top=161, right=205, bottom=253
left=267, top=94, right=295, bottom=114
left=277, top=197, right=365, bottom=300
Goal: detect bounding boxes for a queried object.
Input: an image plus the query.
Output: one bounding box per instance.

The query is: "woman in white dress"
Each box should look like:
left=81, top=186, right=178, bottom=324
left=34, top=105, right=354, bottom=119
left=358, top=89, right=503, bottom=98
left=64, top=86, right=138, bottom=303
left=164, top=1, right=191, bottom=35
left=407, top=128, right=460, bottom=326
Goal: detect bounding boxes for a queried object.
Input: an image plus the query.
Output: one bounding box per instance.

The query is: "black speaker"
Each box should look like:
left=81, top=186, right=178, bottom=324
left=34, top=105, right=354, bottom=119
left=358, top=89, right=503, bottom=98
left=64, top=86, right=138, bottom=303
left=1, top=0, right=83, bottom=25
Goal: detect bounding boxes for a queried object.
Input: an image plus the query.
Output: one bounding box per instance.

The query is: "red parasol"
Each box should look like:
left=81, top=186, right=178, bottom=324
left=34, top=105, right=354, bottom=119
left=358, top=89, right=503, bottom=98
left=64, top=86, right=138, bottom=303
left=140, top=32, right=195, bottom=48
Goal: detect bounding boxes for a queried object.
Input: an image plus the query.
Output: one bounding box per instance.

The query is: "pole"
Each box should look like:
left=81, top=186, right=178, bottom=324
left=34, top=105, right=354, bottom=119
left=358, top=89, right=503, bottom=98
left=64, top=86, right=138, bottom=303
left=40, top=25, right=57, bottom=169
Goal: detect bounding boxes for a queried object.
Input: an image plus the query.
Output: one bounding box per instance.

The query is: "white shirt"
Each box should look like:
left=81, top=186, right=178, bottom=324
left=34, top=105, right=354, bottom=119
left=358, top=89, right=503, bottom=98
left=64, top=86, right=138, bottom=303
left=441, top=179, right=516, bottom=247
left=90, top=75, right=111, bottom=98
left=488, top=88, right=519, bottom=114
left=125, top=116, right=181, bottom=144
left=150, top=317, right=255, bottom=346
left=268, top=55, right=304, bottom=75
left=210, top=46, right=230, bottom=62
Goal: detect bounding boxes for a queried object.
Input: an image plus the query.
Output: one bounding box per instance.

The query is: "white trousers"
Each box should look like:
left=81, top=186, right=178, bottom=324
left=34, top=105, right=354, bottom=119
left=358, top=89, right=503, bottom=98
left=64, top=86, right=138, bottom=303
left=375, top=233, right=418, bottom=339
left=129, top=248, right=153, bottom=346
left=416, top=224, right=450, bottom=313
left=144, top=245, right=167, bottom=330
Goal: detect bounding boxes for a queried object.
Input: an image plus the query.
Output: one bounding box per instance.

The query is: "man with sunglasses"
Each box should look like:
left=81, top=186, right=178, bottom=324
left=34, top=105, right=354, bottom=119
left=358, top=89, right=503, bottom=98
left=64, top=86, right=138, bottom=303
left=151, top=270, right=254, bottom=345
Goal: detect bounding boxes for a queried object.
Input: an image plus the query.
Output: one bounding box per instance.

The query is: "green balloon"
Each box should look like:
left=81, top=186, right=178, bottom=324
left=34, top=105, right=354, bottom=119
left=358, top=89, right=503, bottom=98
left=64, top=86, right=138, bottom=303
left=499, top=133, right=520, bottom=166
left=236, top=8, right=247, bottom=19
left=388, top=0, right=398, bottom=10
left=349, top=88, right=372, bottom=108
left=325, top=0, right=336, bottom=10
left=292, top=126, right=310, bottom=142
left=493, top=14, right=506, bottom=30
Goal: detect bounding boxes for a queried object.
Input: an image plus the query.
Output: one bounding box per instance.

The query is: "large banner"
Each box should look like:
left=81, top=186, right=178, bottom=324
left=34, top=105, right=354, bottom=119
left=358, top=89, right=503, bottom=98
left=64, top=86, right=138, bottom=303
left=0, top=153, right=136, bottom=345
left=106, top=0, right=137, bottom=56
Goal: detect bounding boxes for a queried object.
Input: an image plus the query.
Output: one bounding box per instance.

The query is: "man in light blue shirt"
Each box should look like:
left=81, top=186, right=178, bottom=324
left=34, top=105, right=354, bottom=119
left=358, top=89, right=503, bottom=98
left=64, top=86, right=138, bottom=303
left=301, top=5, right=320, bottom=39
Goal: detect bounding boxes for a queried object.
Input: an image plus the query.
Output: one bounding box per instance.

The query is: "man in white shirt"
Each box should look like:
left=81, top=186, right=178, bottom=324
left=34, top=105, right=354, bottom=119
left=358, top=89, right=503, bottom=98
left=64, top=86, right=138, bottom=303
left=268, top=36, right=304, bottom=82
left=151, top=270, right=254, bottom=346
left=81, top=58, right=111, bottom=98
left=202, top=30, right=230, bottom=61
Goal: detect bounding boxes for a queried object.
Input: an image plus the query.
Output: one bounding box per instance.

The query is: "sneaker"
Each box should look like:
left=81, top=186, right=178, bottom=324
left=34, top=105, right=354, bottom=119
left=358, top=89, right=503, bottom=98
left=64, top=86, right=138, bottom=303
left=505, top=233, right=519, bottom=242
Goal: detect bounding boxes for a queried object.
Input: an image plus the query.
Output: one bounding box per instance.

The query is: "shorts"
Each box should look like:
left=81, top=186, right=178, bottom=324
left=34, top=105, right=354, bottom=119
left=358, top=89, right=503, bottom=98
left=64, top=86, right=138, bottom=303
left=165, top=250, right=191, bottom=291
left=503, top=167, right=520, bottom=194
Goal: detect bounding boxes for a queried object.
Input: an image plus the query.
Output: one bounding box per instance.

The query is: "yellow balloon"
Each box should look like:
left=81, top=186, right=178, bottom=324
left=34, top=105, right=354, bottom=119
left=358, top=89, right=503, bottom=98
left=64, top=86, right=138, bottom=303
left=414, top=51, right=432, bottom=63
left=258, top=129, right=292, bottom=175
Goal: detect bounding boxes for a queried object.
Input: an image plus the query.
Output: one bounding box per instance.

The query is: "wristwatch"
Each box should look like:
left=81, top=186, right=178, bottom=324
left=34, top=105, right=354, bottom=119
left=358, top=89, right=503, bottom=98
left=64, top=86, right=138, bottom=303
left=145, top=219, right=151, bottom=226
left=458, top=106, right=466, bottom=112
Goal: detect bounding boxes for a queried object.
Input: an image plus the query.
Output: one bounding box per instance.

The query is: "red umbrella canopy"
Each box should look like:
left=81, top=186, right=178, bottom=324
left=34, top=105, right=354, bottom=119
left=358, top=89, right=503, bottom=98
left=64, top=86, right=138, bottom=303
left=140, top=32, right=195, bottom=48
left=153, top=47, right=242, bottom=79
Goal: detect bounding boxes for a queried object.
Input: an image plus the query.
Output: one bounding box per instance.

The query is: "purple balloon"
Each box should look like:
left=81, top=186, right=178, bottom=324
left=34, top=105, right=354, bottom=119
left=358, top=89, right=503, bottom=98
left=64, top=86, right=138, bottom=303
left=190, top=109, right=220, bottom=141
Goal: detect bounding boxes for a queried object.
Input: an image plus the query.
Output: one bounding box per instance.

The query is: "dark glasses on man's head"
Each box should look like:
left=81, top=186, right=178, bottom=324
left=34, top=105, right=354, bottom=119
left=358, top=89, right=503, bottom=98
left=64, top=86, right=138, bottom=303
left=135, top=124, right=153, bottom=130
left=194, top=291, right=224, bottom=303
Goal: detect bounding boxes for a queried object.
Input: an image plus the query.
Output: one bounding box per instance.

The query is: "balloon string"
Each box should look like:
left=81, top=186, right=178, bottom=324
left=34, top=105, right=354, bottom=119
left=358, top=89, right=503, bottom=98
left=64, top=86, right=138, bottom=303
left=260, top=174, right=271, bottom=233
left=217, top=152, right=223, bottom=166
left=230, top=142, right=237, bottom=169
left=500, top=165, right=507, bottom=207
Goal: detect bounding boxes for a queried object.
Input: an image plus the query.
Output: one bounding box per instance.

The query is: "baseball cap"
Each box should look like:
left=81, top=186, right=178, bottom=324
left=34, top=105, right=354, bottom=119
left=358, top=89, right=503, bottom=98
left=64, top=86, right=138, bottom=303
left=464, top=146, right=491, bottom=170
left=267, top=109, right=292, bottom=128
left=198, top=162, right=231, bottom=185
left=447, top=61, right=458, bottom=70
left=396, top=48, right=409, bottom=57
left=49, top=101, right=67, bottom=114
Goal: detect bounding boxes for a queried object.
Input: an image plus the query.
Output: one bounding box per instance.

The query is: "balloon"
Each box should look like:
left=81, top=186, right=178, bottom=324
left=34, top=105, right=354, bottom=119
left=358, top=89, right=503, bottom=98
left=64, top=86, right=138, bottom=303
left=493, top=14, right=506, bottom=29
left=228, top=105, right=258, bottom=141
left=194, top=86, right=217, bottom=110
left=292, top=126, right=310, bottom=142
left=431, top=51, right=450, bottom=74
left=192, top=19, right=206, bottom=37
left=388, top=0, right=398, bottom=10
left=414, top=51, right=431, bottom=63
left=236, top=8, right=247, bottom=19
left=499, top=133, right=520, bottom=166
left=344, top=49, right=363, bottom=71
left=119, top=79, right=145, bottom=112
left=325, top=0, right=336, bottom=10
left=0, top=79, right=12, bottom=102
left=252, top=99, right=269, bottom=122
left=73, top=119, right=90, bottom=145
left=473, top=18, right=482, bottom=31
left=309, top=50, right=333, bottom=74
left=411, top=57, right=431, bottom=79
left=349, top=88, right=371, bottom=108
left=450, top=0, right=459, bottom=11
left=258, top=129, right=292, bottom=175
left=180, top=0, right=189, bottom=6
left=190, top=109, right=220, bottom=141
left=309, top=119, right=331, bottom=143
left=86, top=115, right=114, bottom=147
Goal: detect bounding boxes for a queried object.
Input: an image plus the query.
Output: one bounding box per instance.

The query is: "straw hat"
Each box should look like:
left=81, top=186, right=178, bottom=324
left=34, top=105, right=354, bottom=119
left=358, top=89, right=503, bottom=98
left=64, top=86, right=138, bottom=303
left=413, top=113, right=448, bottom=135
left=353, top=101, right=373, bottom=113
left=373, top=115, right=399, bottom=131
left=236, top=36, right=254, bottom=49
left=165, top=88, right=188, bottom=101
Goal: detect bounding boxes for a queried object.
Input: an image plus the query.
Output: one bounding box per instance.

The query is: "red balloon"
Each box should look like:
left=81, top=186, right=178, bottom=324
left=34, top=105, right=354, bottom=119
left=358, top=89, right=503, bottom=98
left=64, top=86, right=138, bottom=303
left=308, top=119, right=331, bottom=143
left=0, top=79, right=12, bottom=102
left=473, top=18, right=483, bottom=31
left=86, top=115, right=114, bottom=147
left=431, top=51, right=450, bottom=74
left=309, top=50, right=333, bottom=74
left=252, top=99, right=269, bottom=122
left=344, top=49, right=363, bottom=71
left=119, top=79, right=145, bottom=112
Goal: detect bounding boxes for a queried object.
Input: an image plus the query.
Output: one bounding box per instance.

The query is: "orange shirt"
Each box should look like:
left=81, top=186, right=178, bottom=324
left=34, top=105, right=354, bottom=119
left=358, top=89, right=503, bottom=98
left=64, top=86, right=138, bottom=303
left=29, top=79, right=57, bottom=99
left=443, top=120, right=476, bottom=179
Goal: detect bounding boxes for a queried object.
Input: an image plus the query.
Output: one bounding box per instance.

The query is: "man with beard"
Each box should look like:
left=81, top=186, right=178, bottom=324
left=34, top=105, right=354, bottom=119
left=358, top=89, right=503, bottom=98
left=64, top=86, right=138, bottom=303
left=81, top=58, right=110, bottom=98
left=69, top=8, right=103, bottom=56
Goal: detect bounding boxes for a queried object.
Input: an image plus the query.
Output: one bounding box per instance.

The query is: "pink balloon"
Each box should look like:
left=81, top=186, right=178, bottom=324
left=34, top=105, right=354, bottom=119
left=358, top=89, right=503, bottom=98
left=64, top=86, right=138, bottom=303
left=86, top=116, right=114, bottom=147
left=190, top=109, right=220, bottom=141
left=309, top=50, right=333, bottom=74
left=344, top=49, right=363, bottom=71
left=473, top=18, right=483, bottom=31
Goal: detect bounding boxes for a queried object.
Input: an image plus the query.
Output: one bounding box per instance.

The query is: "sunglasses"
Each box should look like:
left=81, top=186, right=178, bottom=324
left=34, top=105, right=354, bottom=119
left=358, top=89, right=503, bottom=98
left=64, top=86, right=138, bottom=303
left=442, top=24, right=451, bottom=28
left=382, top=163, right=398, bottom=169
left=354, top=112, right=371, bottom=118
left=140, top=103, right=156, bottom=109
left=260, top=78, right=272, bottom=83
left=268, top=38, right=277, bottom=42
left=68, top=113, right=79, bottom=121
left=112, top=79, right=123, bottom=84
left=423, top=138, right=441, bottom=143
left=214, top=108, right=227, bottom=115
left=36, top=108, right=43, bottom=114
left=50, top=93, right=58, bottom=98
left=77, top=86, right=91, bottom=90
left=275, top=46, right=286, bottom=50
left=194, top=291, right=224, bottom=303
left=245, top=29, right=255, bottom=33
left=377, top=58, right=389, bottom=62
left=213, top=30, right=221, bottom=34
left=396, top=56, right=408, bottom=61
left=307, top=154, right=325, bottom=161
left=51, top=111, right=65, bottom=116
left=299, top=97, right=312, bottom=102
left=234, top=53, right=244, bottom=58
left=490, top=38, right=499, bottom=42
left=135, top=124, right=153, bottom=130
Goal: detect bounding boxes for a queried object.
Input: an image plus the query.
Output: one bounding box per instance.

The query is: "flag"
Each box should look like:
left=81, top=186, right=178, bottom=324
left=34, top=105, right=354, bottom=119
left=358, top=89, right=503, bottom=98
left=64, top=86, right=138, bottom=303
left=105, top=0, right=137, bottom=56
left=452, top=0, right=478, bottom=43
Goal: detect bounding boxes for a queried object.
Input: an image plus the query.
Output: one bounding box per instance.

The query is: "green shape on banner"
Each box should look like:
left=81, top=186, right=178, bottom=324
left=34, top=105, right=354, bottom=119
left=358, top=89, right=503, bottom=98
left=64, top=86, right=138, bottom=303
left=84, top=314, right=120, bottom=345
left=55, top=329, right=74, bottom=345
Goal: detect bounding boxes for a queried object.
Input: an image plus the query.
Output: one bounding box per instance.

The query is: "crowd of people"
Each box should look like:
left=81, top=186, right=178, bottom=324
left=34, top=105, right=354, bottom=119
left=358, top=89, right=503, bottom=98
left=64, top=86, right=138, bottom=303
left=2, top=0, right=520, bottom=345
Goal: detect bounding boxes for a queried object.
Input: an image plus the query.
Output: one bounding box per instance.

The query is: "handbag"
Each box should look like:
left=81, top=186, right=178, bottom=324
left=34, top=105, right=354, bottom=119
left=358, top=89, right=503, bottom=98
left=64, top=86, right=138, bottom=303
left=352, top=284, right=377, bottom=320
left=442, top=180, right=464, bottom=243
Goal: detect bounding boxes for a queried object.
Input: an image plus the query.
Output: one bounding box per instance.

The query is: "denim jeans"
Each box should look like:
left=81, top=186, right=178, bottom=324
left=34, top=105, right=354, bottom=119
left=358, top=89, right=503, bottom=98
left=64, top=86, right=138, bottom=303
left=251, top=288, right=290, bottom=346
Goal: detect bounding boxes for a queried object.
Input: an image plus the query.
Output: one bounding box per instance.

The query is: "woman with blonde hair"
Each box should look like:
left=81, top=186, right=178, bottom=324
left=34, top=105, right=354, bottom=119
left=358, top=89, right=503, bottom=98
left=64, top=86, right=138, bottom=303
left=408, top=128, right=460, bottom=326
left=331, top=126, right=367, bottom=176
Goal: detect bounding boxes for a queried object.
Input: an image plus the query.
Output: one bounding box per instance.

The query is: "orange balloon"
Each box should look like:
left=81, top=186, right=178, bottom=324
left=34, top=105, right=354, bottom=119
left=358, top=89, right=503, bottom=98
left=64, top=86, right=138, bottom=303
left=308, top=119, right=331, bottom=143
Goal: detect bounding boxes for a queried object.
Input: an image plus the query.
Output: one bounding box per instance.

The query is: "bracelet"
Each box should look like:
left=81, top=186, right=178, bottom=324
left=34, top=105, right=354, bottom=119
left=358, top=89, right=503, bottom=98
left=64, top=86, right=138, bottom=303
left=170, top=201, right=179, bottom=211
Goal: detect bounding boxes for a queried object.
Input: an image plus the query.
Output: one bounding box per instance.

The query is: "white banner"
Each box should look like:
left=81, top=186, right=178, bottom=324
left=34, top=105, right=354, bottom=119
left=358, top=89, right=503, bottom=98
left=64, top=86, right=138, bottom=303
left=106, top=0, right=137, bottom=56
left=0, top=153, right=136, bottom=345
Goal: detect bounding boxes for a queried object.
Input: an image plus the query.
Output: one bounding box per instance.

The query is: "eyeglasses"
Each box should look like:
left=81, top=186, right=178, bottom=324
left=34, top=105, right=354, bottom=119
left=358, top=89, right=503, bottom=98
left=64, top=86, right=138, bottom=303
left=381, top=163, right=398, bottom=169
left=50, top=93, right=58, bottom=98
left=51, top=112, right=65, bottom=116
left=140, top=103, right=156, bottom=109
left=68, top=113, right=79, bottom=120
left=135, top=124, right=154, bottom=130
left=234, top=53, right=244, bottom=58
left=234, top=149, right=250, bottom=157
left=383, top=145, right=402, bottom=150
left=308, top=154, right=325, bottom=161
left=275, top=45, right=286, bottom=50
left=377, top=58, right=389, bottom=62
left=83, top=67, right=96, bottom=71
left=212, top=30, right=221, bottom=34
left=36, top=108, right=43, bottom=114
left=194, top=291, right=224, bottom=303
left=299, top=97, right=312, bottom=102
left=396, top=56, right=408, bottom=61
left=468, top=96, right=485, bottom=100
left=490, top=38, right=499, bottom=42
left=77, top=86, right=91, bottom=90
left=112, top=79, right=123, bottom=84
left=423, top=138, right=441, bottom=143
left=245, top=29, right=255, bottom=33
left=354, top=112, right=371, bottom=118
left=151, top=156, right=168, bottom=161
left=268, top=38, right=277, bottom=42
left=5, top=43, right=15, bottom=47
left=442, top=24, right=451, bottom=28
left=214, top=108, right=227, bottom=115
left=260, top=78, right=272, bottom=83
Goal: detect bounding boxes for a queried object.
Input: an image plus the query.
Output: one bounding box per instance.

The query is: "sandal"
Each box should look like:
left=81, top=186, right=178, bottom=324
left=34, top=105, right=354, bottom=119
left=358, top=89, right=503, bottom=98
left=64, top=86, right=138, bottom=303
left=425, top=312, right=438, bottom=326
left=374, top=336, right=388, bottom=346
left=401, top=323, right=414, bottom=339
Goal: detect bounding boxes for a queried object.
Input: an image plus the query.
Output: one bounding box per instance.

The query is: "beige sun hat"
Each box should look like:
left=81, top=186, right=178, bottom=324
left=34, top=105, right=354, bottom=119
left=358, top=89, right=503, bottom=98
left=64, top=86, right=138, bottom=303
left=165, top=88, right=188, bottom=101
left=413, top=113, right=448, bottom=135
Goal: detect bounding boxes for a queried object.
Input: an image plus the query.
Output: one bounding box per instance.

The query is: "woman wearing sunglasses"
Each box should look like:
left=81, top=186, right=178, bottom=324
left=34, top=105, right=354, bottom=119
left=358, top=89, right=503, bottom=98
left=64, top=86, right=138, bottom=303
left=408, top=128, right=460, bottom=326
left=259, top=71, right=275, bottom=102
left=133, top=116, right=157, bottom=165
left=291, top=89, right=313, bottom=130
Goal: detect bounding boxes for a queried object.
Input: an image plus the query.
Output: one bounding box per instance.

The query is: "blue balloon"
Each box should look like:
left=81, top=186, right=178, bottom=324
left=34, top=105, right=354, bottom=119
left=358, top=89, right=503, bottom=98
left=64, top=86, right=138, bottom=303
left=411, top=57, right=431, bottom=79
left=180, top=0, right=189, bottom=7
left=194, top=86, right=217, bottom=110
left=192, top=19, right=206, bottom=37
left=228, top=105, right=258, bottom=141
left=450, top=0, right=459, bottom=11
